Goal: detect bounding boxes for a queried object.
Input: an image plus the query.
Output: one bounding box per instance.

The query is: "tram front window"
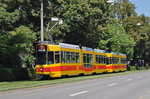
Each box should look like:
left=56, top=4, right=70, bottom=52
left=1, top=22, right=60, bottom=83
left=37, top=52, right=46, bottom=65
left=48, top=52, right=54, bottom=64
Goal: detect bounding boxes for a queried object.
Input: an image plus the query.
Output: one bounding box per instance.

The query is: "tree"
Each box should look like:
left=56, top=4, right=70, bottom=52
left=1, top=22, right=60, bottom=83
left=0, top=26, right=36, bottom=68
left=46, top=0, right=113, bottom=48
left=98, top=23, right=135, bottom=60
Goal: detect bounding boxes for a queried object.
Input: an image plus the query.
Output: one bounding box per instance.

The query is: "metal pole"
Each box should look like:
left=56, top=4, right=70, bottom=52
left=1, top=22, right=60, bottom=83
left=41, top=0, right=44, bottom=41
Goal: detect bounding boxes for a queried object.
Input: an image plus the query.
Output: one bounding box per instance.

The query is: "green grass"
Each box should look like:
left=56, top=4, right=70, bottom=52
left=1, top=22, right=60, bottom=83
left=0, top=70, right=149, bottom=92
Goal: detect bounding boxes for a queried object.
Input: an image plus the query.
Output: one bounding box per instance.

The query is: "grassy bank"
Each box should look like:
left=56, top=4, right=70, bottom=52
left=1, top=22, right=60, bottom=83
left=0, top=70, right=149, bottom=92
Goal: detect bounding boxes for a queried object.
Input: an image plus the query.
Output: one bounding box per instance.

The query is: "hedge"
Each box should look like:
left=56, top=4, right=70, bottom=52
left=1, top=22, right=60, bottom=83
left=127, top=66, right=149, bottom=71
left=0, top=68, right=36, bottom=82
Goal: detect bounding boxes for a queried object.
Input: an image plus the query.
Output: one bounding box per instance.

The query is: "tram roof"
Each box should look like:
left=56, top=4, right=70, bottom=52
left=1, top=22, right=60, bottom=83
left=94, top=49, right=105, bottom=53
left=119, top=53, right=126, bottom=56
left=59, top=43, right=80, bottom=50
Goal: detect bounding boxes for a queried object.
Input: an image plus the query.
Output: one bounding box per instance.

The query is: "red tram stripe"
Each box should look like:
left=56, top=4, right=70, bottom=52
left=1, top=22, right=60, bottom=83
left=36, top=65, right=127, bottom=72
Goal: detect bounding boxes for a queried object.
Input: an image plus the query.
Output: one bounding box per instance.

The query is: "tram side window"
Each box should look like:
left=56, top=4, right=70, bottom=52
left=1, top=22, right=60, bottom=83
left=76, top=53, right=80, bottom=63
left=112, top=57, right=115, bottom=64
left=83, top=53, right=93, bottom=68
left=96, top=55, right=106, bottom=64
left=55, top=51, right=60, bottom=63
left=113, top=57, right=118, bottom=64
left=106, top=57, right=109, bottom=65
left=90, top=54, right=93, bottom=63
left=117, top=58, right=119, bottom=64
left=125, top=59, right=127, bottom=64
left=83, top=53, right=87, bottom=63
left=104, top=56, right=107, bottom=64
left=66, top=52, right=71, bottom=63
left=87, top=54, right=90, bottom=63
left=61, top=51, right=65, bottom=63
left=48, top=52, right=54, bottom=64
left=96, top=55, right=99, bottom=63
left=121, top=58, right=126, bottom=64
left=110, top=57, right=112, bottom=64
left=71, top=52, right=76, bottom=63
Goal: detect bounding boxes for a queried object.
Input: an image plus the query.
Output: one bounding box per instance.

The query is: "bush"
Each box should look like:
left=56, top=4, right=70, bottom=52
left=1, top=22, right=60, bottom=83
left=136, top=66, right=149, bottom=70
left=128, top=66, right=136, bottom=71
left=0, top=68, right=36, bottom=81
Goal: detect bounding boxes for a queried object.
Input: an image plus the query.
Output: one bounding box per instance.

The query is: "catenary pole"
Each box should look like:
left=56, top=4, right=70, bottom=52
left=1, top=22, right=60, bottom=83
left=40, top=0, right=44, bottom=41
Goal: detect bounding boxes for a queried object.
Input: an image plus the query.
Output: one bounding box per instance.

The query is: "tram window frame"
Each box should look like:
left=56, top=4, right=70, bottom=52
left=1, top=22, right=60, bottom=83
left=37, top=52, right=46, bottom=65
left=61, top=51, right=65, bottom=63
left=55, top=51, right=60, bottom=64
left=83, top=53, right=93, bottom=68
left=106, top=57, right=109, bottom=65
left=110, top=57, right=112, bottom=64
left=48, top=51, right=54, bottom=64
left=89, top=54, right=93, bottom=63
left=104, top=56, right=106, bottom=64
left=76, top=53, right=80, bottom=63
left=96, top=55, right=99, bottom=64
left=102, top=56, right=105, bottom=63
left=83, top=53, right=87, bottom=63
left=66, top=52, right=71, bottom=63
left=87, top=54, right=90, bottom=63
left=71, top=52, right=76, bottom=63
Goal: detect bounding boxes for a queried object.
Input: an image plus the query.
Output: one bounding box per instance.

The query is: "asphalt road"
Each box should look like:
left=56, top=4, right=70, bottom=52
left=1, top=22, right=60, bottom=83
left=1, top=71, right=150, bottom=99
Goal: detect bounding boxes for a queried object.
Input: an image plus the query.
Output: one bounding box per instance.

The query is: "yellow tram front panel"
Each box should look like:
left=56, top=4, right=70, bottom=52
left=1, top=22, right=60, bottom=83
left=36, top=44, right=63, bottom=77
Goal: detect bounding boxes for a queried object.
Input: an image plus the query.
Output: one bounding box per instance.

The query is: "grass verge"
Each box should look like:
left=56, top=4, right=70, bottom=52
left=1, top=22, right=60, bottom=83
left=0, top=70, right=149, bottom=92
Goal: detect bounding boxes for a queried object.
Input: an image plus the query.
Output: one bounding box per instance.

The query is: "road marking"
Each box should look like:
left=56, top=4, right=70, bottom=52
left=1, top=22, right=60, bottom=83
left=145, top=74, right=149, bottom=76
left=138, top=76, right=142, bottom=78
left=107, top=83, right=117, bottom=87
left=148, top=90, right=150, bottom=94
left=127, top=79, right=132, bottom=81
left=138, top=96, right=143, bottom=99
left=70, top=91, right=88, bottom=96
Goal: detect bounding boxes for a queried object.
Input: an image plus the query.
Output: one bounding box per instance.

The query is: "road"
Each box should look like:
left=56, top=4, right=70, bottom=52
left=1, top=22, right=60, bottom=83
left=0, top=71, right=150, bottom=99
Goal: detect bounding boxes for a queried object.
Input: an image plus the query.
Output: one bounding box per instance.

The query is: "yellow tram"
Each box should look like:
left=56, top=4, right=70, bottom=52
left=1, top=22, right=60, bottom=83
left=36, top=43, right=127, bottom=79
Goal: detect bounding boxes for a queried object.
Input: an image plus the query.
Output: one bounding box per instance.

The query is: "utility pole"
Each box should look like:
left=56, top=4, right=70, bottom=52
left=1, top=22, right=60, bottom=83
left=40, top=0, right=44, bottom=41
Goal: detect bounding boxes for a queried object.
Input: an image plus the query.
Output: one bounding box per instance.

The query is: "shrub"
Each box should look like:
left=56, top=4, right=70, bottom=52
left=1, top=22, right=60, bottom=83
left=128, top=66, right=136, bottom=71
left=0, top=68, right=36, bottom=81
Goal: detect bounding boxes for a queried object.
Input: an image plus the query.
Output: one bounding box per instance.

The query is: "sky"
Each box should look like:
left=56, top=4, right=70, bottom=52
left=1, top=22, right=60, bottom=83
left=130, top=0, right=150, bottom=17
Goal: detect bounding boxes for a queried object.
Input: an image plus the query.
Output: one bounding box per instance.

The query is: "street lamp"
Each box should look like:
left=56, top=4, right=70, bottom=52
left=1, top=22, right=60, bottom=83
left=107, top=0, right=113, bottom=4
left=137, top=23, right=141, bottom=26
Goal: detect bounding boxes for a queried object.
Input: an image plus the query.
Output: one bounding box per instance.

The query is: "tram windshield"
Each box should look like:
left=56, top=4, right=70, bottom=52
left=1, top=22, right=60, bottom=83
left=37, top=52, right=46, bottom=65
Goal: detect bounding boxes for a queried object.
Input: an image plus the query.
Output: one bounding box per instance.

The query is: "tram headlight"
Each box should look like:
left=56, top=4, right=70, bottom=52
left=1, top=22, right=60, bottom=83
left=40, top=68, right=43, bottom=72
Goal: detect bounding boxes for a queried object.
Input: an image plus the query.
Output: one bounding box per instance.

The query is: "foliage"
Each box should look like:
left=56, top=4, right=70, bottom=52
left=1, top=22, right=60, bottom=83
left=0, top=26, right=36, bottom=67
left=0, top=0, right=38, bottom=67
left=0, top=0, right=150, bottom=68
left=46, top=0, right=112, bottom=48
left=113, top=0, right=150, bottom=64
left=98, top=23, right=135, bottom=60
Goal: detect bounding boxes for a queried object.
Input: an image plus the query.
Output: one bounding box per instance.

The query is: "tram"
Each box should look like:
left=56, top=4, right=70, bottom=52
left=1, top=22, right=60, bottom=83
left=36, top=43, right=127, bottom=79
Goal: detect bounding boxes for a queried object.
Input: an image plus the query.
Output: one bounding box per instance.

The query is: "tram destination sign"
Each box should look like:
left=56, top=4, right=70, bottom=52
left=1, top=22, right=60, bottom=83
left=38, top=45, right=47, bottom=52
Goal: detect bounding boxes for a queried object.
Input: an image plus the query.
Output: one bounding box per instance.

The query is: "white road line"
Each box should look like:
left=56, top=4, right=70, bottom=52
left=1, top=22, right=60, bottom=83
left=138, top=76, right=142, bottom=78
left=145, top=74, right=149, bottom=76
left=70, top=91, right=88, bottom=96
left=107, top=83, right=117, bottom=87
left=127, top=79, right=132, bottom=81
